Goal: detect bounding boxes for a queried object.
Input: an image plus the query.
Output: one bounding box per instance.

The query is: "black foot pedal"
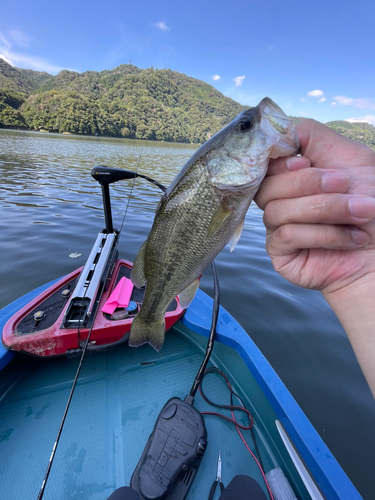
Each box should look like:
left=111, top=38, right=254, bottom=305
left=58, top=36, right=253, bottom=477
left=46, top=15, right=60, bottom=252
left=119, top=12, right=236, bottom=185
left=130, top=397, right=207, bottom=499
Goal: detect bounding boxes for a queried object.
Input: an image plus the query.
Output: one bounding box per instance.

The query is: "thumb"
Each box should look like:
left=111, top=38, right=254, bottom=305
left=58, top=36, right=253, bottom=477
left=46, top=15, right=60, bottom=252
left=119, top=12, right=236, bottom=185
left=297, top=119, right=373, bottom=169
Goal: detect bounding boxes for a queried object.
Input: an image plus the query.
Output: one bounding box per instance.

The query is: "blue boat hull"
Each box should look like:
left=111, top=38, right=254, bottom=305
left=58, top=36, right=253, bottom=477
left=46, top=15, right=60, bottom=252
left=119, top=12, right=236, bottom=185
left=0, top=282, right=362, bottom=499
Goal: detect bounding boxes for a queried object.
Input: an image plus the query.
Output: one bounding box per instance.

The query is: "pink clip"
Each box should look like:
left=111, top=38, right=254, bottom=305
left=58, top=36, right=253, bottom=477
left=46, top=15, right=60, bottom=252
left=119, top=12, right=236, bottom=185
left=101, top=277, right=134, bottom=315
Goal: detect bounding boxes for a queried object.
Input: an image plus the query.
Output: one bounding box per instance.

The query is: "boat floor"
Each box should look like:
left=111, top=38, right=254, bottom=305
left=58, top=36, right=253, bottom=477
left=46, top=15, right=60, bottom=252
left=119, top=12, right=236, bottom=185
left=0, top=324, right=281, bottom=500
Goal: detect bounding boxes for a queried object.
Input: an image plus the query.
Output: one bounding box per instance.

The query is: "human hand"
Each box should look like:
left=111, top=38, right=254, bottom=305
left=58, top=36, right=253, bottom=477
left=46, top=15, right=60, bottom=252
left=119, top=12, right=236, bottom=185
left=255, top=121, right=375, bottom=395
left=255, top=119, right=375, bottom=296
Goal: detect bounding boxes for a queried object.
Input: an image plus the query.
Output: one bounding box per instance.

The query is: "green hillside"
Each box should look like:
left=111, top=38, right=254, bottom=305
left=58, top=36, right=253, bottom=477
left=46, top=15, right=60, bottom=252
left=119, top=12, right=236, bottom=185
left=0, top=58, right=34, bottom=93
left=1, top=58, right=375, bottom=149
left=326, top=120, right=375, bottom=150
left=0, top=59, right=246, bottom=143
left=18, top=68, right=53, bottom=90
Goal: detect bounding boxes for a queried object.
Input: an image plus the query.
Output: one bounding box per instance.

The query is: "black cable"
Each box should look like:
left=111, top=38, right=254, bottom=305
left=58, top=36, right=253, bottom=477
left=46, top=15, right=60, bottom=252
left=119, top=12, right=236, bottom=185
left=136, top=173, right=167, bottom=192
left=186, top=260, right=220, bottom=402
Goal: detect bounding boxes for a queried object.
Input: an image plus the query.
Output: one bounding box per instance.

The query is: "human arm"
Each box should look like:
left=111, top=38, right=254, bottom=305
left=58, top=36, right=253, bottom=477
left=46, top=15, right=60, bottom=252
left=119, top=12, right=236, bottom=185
left=254, top=120, right=375, bottom=396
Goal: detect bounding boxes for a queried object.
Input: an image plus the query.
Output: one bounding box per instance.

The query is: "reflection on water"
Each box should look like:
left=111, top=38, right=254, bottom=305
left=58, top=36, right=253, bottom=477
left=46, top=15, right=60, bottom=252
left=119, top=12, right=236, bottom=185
left=0, top=129, right=374, bottom=498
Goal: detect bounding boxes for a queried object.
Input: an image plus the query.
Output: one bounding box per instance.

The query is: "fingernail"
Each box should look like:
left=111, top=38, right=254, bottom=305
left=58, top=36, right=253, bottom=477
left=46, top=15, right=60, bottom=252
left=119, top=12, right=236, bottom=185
left=351, top=229, right=370, bottom=246
left=286, top=156, right=309, bottom=171
left=322, top=172, right=349, bottom=193
left=349, top=197, right=375, bottom=219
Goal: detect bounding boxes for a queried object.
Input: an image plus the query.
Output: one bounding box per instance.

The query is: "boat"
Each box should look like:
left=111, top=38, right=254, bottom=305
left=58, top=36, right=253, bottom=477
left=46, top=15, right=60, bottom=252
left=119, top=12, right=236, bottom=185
left=0, top=166, right=362, bottom=500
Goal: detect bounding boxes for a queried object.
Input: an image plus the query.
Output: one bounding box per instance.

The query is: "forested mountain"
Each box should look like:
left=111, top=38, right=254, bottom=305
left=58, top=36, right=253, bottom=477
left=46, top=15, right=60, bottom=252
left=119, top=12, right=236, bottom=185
left=289, top=117, right=375, bottom=151
left=1, top=58, right=375, bottom=149
left=0, top=60, right=246, bottom=143
left=0, top=58, right=34, bottom=93
left=326, top=120, right=375, bottom=149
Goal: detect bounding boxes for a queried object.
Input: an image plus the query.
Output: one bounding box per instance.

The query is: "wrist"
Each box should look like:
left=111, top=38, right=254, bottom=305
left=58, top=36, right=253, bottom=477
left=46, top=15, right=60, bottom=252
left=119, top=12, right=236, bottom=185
left=322, top=272, right=375, bottom=397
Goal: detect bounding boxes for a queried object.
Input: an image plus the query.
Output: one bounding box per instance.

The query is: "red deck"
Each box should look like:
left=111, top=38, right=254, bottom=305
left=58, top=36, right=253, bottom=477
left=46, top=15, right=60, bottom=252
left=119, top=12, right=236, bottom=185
left=2, top=259, right=185, bottom=357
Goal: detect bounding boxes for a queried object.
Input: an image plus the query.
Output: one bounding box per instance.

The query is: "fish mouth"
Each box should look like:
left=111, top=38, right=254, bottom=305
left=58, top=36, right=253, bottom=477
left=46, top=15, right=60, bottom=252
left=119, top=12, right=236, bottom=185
left=258, top=97, right=300, bottom=157
left=258, top=97, right=294, bottom=135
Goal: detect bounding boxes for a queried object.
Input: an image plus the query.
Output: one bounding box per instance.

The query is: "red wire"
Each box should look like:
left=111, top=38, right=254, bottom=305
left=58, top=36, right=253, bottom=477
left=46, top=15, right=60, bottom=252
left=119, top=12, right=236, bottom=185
left=231, top=410, right=275, bottom=500
left=199, top=369, right=275, bottom=500
left=200, top=409, right=253, bottom=430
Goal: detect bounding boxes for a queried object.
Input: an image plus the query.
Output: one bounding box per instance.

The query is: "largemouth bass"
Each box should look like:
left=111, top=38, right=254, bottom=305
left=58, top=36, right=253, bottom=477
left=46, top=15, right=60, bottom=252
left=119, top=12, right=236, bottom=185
left=129, top=97, right=299, bottom=351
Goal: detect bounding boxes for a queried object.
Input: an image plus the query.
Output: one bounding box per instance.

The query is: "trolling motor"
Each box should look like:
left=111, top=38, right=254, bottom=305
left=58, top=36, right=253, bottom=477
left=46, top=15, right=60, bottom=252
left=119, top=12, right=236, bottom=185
left=62, top=165, right=166, bottom=331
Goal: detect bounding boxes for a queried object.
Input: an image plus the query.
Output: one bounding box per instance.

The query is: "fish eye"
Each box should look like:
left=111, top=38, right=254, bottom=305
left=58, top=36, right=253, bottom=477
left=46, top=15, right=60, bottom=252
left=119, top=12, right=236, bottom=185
left=236, top=117, right=254, bottom=132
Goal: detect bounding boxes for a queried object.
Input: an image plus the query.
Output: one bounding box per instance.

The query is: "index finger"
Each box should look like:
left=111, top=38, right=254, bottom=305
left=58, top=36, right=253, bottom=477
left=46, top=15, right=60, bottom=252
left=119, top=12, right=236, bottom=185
left=255, top=167, right=350, bottom=210
left=267, top=154, right=310, bottom=176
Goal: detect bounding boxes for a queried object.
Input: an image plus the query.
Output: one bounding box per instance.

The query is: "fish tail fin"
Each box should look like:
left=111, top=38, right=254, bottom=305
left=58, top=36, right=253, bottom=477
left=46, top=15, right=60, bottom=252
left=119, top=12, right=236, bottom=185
left=129, top=315, right=165, bottom=351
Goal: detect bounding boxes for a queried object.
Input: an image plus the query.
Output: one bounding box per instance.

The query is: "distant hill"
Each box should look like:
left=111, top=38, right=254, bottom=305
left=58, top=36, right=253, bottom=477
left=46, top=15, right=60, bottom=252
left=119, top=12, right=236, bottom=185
left=0, top=59, right=247, bottom=143
left=326, top=120, right=375, bottom=150
left=1, top=58, right=375, bottom=149
left=290, top=117, right=375, bottom=151
left=18, top=68, right=53, bottom=90
left=0, top=58, right=34, bottom=93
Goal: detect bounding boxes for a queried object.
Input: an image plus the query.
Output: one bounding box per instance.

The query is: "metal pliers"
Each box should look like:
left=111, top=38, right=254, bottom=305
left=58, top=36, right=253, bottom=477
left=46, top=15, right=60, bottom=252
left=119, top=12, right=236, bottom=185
left=208, top=451, right=225, bottom=500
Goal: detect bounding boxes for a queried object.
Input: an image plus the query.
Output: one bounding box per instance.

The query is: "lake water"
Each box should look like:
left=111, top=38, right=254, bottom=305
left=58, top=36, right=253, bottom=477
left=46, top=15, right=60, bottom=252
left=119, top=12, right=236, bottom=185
left=1, top=129, right=374, bottom=498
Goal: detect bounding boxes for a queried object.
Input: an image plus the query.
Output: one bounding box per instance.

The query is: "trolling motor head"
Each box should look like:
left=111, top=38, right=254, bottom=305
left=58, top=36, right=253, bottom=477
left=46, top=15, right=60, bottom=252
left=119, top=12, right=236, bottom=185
left=91, top=165, right=140, bottom=234
left=91, top=165, right=139, bottom=185
left=91, top=165, right=167, bottom=234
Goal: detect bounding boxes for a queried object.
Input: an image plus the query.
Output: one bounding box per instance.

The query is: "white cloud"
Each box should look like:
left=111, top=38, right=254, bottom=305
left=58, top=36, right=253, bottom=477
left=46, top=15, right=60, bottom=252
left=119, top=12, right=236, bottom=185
left=233, top=75, right=245, bottom=86
left=0, top=53, right=14, bottom=65
left=8, top=30, right=31, bottom=47
left=300, top=97, right=306, bottom=102
left=0, top=32, right=11, bottom=49
left=153, top=22, right=169, bottom=31
left=347, top=115, right=375, bottom=126
left=212, top=75, right=220, bottom=81
left=307, top=89, right=324, bottom=97
left=318, top=97, right=326, bottom=103
left=331, top=102, right=336, bottom=105
left=334, top=95, right=375, bottom=110
left=0, top=30, right=66, bottom=73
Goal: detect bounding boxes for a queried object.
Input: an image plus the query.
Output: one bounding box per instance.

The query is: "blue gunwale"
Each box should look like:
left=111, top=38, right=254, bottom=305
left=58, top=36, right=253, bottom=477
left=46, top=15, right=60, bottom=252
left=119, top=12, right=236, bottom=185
left=183, top=289, right=362, bottom=500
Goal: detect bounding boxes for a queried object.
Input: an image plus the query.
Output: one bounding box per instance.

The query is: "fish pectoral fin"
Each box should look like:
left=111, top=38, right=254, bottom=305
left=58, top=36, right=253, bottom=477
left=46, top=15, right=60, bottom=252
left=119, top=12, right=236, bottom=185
left=206, top=199, right=234, bottom=241
left=131, top=240, right=147, bottom=288
left=178, top=279, right=200, bottom=309
left=228, top=218, right=245, bottom=252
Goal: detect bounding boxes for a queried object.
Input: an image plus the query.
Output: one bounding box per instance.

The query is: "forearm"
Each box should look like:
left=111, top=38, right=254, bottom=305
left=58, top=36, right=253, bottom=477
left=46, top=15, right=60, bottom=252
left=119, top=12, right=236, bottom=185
left=322, top=273, right=375, bottom=398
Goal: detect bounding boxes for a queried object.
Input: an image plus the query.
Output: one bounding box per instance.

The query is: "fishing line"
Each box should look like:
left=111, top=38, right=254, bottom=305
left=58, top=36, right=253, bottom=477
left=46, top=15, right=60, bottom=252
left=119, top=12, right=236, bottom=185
left=118, top=148, right=143, bottom=237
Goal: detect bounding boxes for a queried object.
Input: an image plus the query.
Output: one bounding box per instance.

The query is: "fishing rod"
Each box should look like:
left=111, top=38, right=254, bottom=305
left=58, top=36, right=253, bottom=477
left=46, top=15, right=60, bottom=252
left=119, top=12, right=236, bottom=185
left=37, top=159, right=144, bottom=499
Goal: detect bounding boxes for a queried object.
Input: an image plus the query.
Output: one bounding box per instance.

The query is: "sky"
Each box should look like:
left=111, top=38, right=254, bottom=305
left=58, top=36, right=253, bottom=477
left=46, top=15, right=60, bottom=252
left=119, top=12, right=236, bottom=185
left=1, top=0, right=375, bottom=124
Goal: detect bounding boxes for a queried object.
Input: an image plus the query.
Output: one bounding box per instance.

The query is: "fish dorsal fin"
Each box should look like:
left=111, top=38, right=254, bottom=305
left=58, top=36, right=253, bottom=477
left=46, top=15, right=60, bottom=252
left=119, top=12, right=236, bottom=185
left=178, top=278, right=200, bottom=309
left=131, top=240, right=147, bottom=288
left=228, top=218, right=245, bottom=252
left=206, top=199, right=234, bottom=241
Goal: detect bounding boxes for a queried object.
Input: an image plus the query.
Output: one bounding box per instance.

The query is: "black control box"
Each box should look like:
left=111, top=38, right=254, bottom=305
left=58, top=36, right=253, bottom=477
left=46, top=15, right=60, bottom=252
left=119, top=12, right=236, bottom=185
left=130, top=397, right=207, bottom=500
